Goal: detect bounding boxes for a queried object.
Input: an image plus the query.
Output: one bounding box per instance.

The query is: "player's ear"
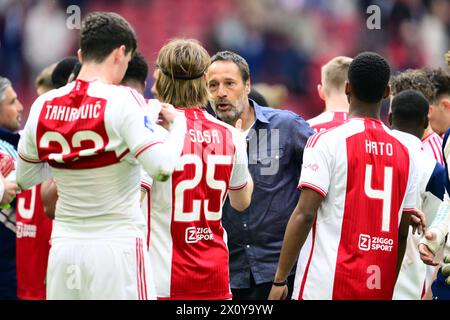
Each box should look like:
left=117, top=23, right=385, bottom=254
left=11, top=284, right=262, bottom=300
left=388, top=112, right=393, bottom=127
left=383, top=85, right=391, bottom=99
left=113, top=45, right=126, bottom=63
left=77, top=49, right=83, bottom=64
left=442, top=98, right=450, bottom=110
left=344, top=81, right=351, bottom=95
left=317, top=84, right=326, bottom=101
left=245, top=79, right=251, bottom=96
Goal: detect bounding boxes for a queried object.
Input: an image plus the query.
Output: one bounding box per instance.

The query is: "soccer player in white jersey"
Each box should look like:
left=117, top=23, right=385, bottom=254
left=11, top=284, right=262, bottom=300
left=269, top=52, right=422, bottom=300
left=391, top=69, right=444, bottom=166
left=16, top=12, right=187, bottom=300
left=307, top=56, right=352, bottom=132
left=148, top=39, right=253, bottom=300
left=419, top=65, right=450, bottom=300
left=388, top=90, right=445, bottom=300
left=423, top=68, right=450, bottom=137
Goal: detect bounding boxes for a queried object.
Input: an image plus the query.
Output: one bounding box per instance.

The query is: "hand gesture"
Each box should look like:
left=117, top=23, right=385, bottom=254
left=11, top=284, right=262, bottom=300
left=268, top=284, right=288, bottom=300
left=409, top=208, right=426, bottom=235
left=0, top=153, right=14, bottom=178
left=418, top=230, right=439, bottom=266
left=0, top=175, right=20, bottom=205
left=158, top=103, right=181, bottom=130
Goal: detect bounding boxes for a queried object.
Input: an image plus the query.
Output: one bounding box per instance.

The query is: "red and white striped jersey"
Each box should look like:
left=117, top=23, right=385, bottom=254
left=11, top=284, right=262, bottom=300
left=295, top=117, right=417, bottom=300
left=422, top=131, right=444, bottom=166
left=307, top=111, right=348, bottom=133
left=16, top=184, right=52, bottom=300
left=148, top=108, right=249, bottom=300
left=18, top=79, right=163, bottom=239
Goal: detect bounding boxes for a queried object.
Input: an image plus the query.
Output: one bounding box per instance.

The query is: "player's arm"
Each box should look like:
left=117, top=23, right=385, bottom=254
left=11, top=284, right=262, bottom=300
left=268, top=188, right=323, bottom=300
left=40, top=178, right=57, bottom=219
left=0, top=152, right=19, bottom=205
left=17, top=101, right=53, bottom=190
left=228, top=124, right=254, bottom=211
left=396, top=210, right=412, bottom=280
left=0, top=174, right=19, bottom=205
left=127, top=103, right=187, bottom=182
left=229, top=175, right=253, bottom=212
left=419, top=197, right=450, bottom=265
left=16, top=159, right=52, bottom=190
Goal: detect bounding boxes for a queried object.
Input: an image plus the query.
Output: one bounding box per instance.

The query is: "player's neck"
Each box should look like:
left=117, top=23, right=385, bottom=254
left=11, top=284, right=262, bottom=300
left=77, top=62, right=117, bottom=85
left=240, top=102, right=256, bottom=131
left=324, top=95, right=349, bottom=113
left=348, top=100, right=381, bottom=120
left=392, top=124, right=422, bottom=140
left=422, top=125, right=434, bottom=139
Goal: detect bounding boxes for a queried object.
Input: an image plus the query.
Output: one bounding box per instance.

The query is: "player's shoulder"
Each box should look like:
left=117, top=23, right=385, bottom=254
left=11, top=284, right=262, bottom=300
left=32, top=81, right=76, bottom=107
left=261, top=106, right=307, bottom=125
left=306, top=118, right=358, bottom=149
left=307, top=112, right=332, bottom=127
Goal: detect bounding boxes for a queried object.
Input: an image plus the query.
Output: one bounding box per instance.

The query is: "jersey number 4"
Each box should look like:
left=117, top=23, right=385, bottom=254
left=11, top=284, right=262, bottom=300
left=174, top=154, right=232, bottom=222
left=364, top=164, right=393, bottom=232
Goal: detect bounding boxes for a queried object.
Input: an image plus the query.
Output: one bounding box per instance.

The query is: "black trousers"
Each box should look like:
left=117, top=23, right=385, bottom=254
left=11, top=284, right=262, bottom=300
left=231, top=274, right=296, bottom=300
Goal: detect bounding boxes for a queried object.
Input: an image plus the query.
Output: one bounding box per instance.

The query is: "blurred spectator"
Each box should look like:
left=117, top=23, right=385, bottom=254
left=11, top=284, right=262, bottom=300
left=35, top=62, right=56, bottom=96
left=252, top=83, right=288, bottom=108
left=0, top=0, right=27, bottom=84
left=0, top=0, right=448, bottom=125
left=23, top=1, right=74, bottom=80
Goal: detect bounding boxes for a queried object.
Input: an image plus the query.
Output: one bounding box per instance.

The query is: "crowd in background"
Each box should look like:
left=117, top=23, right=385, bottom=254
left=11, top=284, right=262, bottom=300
left=0, top=0, right=448, bottom=121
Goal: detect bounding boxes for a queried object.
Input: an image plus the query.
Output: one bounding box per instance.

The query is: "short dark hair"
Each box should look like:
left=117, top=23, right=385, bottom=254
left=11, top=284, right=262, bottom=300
left=80, top=12, right=137, bottom=63
left=249, top=88, right=268, bottom=107
left=422, top=68, right=450, bottom=104
left=122, top=52, right=148, bottom=85
left=211, top=51, right=250, bottom=82
left=391, top=89, right=429, bottom=127
left=51, top=56, right=79, bottom=88
left=348, top=52, right=391, bottom=103
left=390, top=69, right=435, bottom=102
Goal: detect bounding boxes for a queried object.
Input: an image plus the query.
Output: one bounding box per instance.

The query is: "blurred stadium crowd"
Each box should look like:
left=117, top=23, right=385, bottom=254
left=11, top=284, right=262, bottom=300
left=0, top=0, right=449, bottom=121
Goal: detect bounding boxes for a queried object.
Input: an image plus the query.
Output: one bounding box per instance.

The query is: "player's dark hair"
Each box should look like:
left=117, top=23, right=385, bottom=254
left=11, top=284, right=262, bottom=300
left=348, top=52, right=390, bottom=103
left=422, top=68, right=450, bottom=104
left=391, top=89, right=429, bottom=127
left=249, top=89, right=268, bottom=107
left=80, top=12, right=137, bottom=63
left=211, top=51, right=250, bottom=83
left=51, top=56, right=79, bottom=88
left=122, top=52, right=148, bottom=86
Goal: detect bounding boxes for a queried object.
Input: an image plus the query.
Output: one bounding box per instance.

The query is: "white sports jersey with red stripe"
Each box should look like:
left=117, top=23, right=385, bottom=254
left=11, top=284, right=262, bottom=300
left=307, top=111, right=348, bottom=133
left=18, top=79, right=162, bottom=239
left=148, top=108, right=248, bottom=300
left=422, top=131, right=444, bottom=166
left=295, top=117, right=417, bottom=300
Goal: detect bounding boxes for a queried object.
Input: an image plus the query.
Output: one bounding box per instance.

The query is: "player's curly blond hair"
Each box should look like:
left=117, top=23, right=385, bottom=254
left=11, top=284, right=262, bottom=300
left=155, top=38, right=210, bottom=108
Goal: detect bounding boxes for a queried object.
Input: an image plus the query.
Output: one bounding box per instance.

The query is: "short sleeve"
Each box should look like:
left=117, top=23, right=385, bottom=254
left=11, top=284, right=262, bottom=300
left=402, top=152, right=419, bottom=212
left=290, top=114, right=315, bottom=164
left=298, top=134, right=331, bottom=198
left=229, top=129, right=250, bottom=190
